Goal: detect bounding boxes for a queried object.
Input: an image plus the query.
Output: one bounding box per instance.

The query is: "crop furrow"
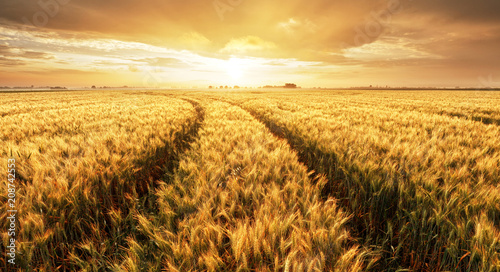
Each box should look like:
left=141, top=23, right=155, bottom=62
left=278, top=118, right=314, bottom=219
left=236, top=99, right=500, bottom=272
left=232, top=101, right=369, bottom=235
left=0, top=94, right=203, bottom=271
left=438, top=111, right=500, bottom=126
left=120, top=100, right=375, bottom=271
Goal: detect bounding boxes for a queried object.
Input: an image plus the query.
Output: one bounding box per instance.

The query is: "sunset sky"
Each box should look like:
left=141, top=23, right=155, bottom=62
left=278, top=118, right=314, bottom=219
left=1, top=0, right=499, bottom=88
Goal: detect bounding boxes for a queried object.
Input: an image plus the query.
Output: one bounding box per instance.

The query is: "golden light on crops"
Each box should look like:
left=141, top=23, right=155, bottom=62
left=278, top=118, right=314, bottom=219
left=2, top=1, right=500, bottom=271
left=2, top=90, right=500, bottom=271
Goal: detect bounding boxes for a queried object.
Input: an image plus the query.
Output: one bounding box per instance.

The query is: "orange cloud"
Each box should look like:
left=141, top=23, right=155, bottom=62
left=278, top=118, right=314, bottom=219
left=1, top=0, right=500, bottom=87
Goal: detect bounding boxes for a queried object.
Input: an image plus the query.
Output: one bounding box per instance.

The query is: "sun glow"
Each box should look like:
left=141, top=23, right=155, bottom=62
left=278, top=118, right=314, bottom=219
left=225, top=58, right=244, bottom=80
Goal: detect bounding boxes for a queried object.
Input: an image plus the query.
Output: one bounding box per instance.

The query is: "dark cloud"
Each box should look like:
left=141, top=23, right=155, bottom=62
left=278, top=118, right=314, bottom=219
left=0, top=56, right=26, bottom=66
left=22, top=50, right=54, bottom=59
left=405, top=0, right=500, bottom=23
left=0, top=44, right=9, bottom=54
left=1, top=44, right=52, bottom=58
left=0, top=44, right=54, bottom=67
left=1, top=0, right=499, bottom=46
left=0, top=0, right=497, bottom=63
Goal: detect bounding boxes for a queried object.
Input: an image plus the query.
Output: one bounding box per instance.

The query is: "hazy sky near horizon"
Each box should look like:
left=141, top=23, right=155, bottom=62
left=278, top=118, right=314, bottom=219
left=1, top=0, right=499, bottom=88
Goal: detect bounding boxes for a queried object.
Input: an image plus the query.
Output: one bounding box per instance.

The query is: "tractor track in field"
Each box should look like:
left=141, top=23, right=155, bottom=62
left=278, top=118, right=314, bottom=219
left=211, top=99, right=342, bottom=190
left=438, top=111, right=500, bottom=126
left=207, top=98, right=377, bottom=263
left=14, top=97, right=207, bottom=271
left=138, top=97, right=205, bottom=204
left=106, top=98, right=205, bottom=271
left=215, top=98, right=395, bottom=270
left=214, top=99, right=349, bottom=198
left=87, top=98, right=205, bottom=270
left=153, top=98, right=378, bottom=271
left=225, top=98, right=489, bottom=272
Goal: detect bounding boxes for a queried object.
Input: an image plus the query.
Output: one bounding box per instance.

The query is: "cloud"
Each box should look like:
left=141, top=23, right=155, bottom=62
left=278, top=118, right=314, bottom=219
left=0, top=57, right=26, bottom=67
left=1, top=0, right=499, bottom=48
left=220, top=36, right=276, bottom=55
left=0, top=0, right=389, bottom=56
left=136, top=57, right=191, bottom=68
left=277, top=18, right=318, bottom=34
left=0, top=44, right=55, bottom=68
left=128, top=64, right=139, bottom=73
left=180, top=32, right=211, bottom=49
left=405, top=0, right=500, bottom=23
left=23, top=68, right=104, bottom=75
left=342, top=37, right=442, bottom=62
left=0, top=44, right=53, bottom=59
left=1, top=0, right=500, bottom=87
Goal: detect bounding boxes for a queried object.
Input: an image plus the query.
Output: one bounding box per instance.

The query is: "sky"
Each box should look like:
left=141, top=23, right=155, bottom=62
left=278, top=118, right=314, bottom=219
left=0, top=0, right=500, bottom=88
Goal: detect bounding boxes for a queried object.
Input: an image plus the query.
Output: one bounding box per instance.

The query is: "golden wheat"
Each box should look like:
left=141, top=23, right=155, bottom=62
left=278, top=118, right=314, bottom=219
left=130, top=99, right=371, bottom=271
left=1, top=90, right=199, bottom=270
left=220, top=89, right=500, bottom=271
left=2, top=89, right=499, bottom=271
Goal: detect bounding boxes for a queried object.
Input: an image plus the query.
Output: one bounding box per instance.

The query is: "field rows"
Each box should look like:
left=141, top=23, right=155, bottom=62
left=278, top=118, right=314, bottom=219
left=1, top=91, right=203, bottom=270
left=312, top=91, right=500, bottom=126
left=1, top=90, right=500, bottom=271
left=116, top=98, right=377, bottom=271
left=1, top=91, right=374, bottom=271
left=214, top=91, right=500, bottom=271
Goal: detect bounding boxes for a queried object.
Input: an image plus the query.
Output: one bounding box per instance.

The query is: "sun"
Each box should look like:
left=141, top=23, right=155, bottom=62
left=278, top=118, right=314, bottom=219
left=225, top=58, right=244, bottom=80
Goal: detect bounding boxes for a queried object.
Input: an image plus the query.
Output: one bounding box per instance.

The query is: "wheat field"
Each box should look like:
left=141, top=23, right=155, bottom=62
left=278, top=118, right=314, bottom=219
left=1, top=89, right=499, bottom=271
